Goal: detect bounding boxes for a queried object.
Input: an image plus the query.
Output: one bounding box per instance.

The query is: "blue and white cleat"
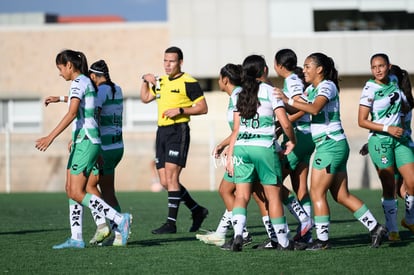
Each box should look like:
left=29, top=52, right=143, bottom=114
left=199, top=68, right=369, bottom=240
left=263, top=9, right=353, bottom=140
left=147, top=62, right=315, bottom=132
left=118, top=213, right=132, bottom=246
left=52, top=238, right=85, bottom=249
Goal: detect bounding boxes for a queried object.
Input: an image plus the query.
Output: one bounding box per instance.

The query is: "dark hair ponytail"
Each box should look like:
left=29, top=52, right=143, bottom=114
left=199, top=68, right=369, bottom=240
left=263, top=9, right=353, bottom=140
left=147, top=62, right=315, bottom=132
left=275, top=48, right=307, bottom=87
left=89, top=60, right=116, bottom=100
left=237, top=55, right=265, bottom=119
left=390, top=64, right=414, bottom=111
left=56, top=49, right=88, bottom=75
left=220, top=63, right=242, bottom=86
left=308, top=52, right=340, bottom=92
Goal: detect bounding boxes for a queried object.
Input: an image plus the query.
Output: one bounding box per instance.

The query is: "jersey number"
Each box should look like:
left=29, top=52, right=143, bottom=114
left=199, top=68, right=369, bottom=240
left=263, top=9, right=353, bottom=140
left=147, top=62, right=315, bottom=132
left=241, top=112, right=260, bottom=129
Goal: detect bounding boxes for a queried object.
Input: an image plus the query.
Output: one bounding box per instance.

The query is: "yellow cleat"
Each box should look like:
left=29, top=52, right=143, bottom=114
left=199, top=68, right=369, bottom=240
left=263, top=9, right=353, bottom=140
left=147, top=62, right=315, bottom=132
left=89, top=225, right=111, bottom=245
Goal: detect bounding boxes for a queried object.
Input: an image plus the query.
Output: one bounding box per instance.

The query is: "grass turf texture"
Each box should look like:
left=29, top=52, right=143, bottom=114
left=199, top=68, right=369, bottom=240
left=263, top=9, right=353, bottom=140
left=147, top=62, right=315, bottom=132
left=0, top=190, right=413, bottom=275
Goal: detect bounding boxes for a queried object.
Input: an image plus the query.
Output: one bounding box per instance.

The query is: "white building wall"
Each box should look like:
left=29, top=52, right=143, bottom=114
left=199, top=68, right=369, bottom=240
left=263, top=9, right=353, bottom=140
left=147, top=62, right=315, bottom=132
left=170, top=0, right=414, bottom=77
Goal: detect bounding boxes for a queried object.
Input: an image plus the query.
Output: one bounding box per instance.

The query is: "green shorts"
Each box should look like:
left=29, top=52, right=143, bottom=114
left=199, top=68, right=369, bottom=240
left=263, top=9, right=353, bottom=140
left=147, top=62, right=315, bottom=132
left=233, top=145, right=282, bottom=185
left=368, top=134, right=414, bottom=169
left=223, top=171, right=233, bottom=182
left=92, top=147, right=124, bottom=176
left=312, top=138, right=349, bottom=174
left=223, top=165, right=258, bottom=183
left=67, top=139, right=100, bottom=177
left=282, top=130, right=315, bottom=171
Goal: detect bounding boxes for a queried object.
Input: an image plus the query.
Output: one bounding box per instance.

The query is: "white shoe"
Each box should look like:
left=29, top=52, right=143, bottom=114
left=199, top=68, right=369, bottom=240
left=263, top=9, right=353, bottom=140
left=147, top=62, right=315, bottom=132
left=100, top=233, right=124, bottom=247
left=196, top=230, right=213, bottom=241
left=196, top=231, right=226, bottom=246
left=112, top=233, right=123, bottom=246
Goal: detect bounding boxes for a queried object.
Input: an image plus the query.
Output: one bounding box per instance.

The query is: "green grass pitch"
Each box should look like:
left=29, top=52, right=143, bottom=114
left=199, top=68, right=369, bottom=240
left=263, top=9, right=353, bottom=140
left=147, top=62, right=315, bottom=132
left=0, top=190, right=413, bottom=274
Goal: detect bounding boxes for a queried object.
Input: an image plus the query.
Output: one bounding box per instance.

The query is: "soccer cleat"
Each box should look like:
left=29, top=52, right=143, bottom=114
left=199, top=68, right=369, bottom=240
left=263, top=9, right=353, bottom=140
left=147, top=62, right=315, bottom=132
left=129, top=214, right=134, bottom=237
left=293, top=217, right=314, bottom=241
left=52, top=238, right=85, bottom=249
left=100, top=231, right=124, bottom=247
left=295, top=230, right=313, bottom=244
left=100, top=235, right=114, bottom=246
left=276, top=240, right=294, bottom=251
left=277, top=240, right=308, bottom=251
left=89, top=225, right=111, bottom=245
left=118, top=213, right=132, bottom=245
left=197, top=231, right=226, bottom=246
left=195, top=230, right=213, bottom=241
left=306, top=239, right=331, bottom=251
left=293, top=241, right=309, bottom=250
left=370, top=223, right=387, bottom=248
left=242, top=231, right=253, bottom=246
left=112, top=234, right=123, bottom=246
left=388, top=231, right=401, bottom=242
left=220, top=237, right=234, bottom=250
left=221, top=234, right=249, bottom=251
left=252, top=238, right=278, bottom=250
left=401, top=219, right=414, bottom=234
left=152, top=222, right=177, bottom=234
left=189, top=207, right=209, bottom=232
left=231, top=235, right=244, bottom=252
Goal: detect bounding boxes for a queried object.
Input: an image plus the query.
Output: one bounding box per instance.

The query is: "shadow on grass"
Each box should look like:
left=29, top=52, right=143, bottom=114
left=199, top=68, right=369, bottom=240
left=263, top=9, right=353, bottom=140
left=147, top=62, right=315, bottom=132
left=235, top=218, right=414, bottom=249
left=330, top=232, right=413, bottom=249
left=0, top=228, right=66, bottom=235
left=129, top=236, right=197, bottom=247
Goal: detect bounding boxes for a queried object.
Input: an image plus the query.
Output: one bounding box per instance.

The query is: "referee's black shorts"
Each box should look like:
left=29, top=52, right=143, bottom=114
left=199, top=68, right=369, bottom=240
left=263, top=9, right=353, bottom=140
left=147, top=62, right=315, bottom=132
left=155, top=122, right=190, bottom=169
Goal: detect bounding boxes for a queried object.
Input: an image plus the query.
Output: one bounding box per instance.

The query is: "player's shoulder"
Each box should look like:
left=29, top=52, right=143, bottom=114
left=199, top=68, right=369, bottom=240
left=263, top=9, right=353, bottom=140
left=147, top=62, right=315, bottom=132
left=181, top=72, right=198, bottom=83
left=286, top=73, right=302, bottom=84
left=362, top=79, right=380, bottom=92
left=319, top=79, right=335, bottom=89
left=259, top=82, right=274, bottom=92
left=71, top=74, right=93, bottom=91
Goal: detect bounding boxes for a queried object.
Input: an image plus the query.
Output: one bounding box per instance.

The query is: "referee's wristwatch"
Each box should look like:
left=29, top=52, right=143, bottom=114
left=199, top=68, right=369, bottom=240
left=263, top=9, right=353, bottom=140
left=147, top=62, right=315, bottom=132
left=179, top=107, right=184, bottom=114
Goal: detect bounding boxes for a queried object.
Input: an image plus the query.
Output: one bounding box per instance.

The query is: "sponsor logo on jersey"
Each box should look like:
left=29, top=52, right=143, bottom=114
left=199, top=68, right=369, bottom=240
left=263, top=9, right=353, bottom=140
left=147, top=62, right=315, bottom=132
left=168, top=150, right=179, bottom=157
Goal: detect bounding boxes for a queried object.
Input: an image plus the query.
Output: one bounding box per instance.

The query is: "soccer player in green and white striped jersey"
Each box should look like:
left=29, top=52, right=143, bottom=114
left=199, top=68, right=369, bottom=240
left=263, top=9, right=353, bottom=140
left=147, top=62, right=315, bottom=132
left=275, top=52, right=386, bottom=250
left=87, top=60, right=126, bottom=246
left=36, top=50, right=131, bottom=249
left=225, top=55, right=298, bottom=251
left=274, top=49, right=315, bottom=243
left=359, top=54, right=414, bottom=240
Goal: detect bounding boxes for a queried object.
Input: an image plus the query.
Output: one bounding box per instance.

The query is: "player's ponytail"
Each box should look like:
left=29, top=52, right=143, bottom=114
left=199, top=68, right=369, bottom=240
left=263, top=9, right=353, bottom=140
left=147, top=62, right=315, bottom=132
left=89, top=60, right=117, bottom=100
left=308, top=52, right=340, bottom=92
left=238, top=55, right=265, bottom=119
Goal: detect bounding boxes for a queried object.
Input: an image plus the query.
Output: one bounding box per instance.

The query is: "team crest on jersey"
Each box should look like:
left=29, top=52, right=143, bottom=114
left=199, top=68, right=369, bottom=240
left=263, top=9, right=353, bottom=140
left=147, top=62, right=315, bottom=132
left=381, top=155, right=388, bottom=164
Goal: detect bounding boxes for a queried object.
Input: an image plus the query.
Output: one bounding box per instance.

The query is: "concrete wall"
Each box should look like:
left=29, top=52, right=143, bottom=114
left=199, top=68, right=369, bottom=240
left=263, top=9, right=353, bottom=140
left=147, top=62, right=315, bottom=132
left=0, top=23, right=171, bottom=192
left=0, top=23, right=169, bottom=97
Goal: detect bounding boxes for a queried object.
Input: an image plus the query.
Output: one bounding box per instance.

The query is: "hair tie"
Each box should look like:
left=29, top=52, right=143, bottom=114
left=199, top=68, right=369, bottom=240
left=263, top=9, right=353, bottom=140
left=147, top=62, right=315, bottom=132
left=89, top=68, right=104, bottom=74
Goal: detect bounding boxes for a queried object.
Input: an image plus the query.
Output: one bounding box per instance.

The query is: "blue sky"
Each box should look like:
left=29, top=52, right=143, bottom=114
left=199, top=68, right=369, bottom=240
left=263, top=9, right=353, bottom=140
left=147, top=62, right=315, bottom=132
left=0, top=0, right=167, bottom=21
